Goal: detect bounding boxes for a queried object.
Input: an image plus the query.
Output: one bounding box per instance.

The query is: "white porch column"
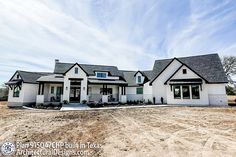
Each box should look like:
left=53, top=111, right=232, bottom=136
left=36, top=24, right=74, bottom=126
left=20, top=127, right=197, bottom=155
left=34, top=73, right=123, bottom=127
left=36, top=95, right=44, bottom=104
left=63, top=79, right=70, bottom=102
left=102, top=95, right=109, bottom=103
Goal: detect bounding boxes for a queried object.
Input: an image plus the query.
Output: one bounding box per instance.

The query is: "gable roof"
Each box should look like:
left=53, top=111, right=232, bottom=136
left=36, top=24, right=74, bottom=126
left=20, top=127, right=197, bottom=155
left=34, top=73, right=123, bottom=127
left=122, top=70, right=153, bottom=86
left=54, top=62, right=124, bottom=77
left=150, top=53, right=228, bottom=85
left=10, top=71, right=52, bottom=84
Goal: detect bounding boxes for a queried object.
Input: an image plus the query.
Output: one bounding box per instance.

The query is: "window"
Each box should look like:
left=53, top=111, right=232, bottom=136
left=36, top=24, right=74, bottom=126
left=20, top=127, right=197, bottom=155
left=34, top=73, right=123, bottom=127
left=51, top=86, right=54, bottom=94
left=56, top=87, right=63, bottom=96
left=100, top=88, right=112, bottom=95
left=173, top=85, right=181, bottom=99
left=182, top=85, right=190, bottom=99
left=13, top=86, right=20, bottom=97
left=192, top=85, right=200, bottom=99
left=75, top=67, right=78, bottom=74
left=16, top=74, right=20, bottom=79
left=183, top=69, right=187, bottom=74
left=136, top=88, right=143, bottom=94
left=96, top=72, right=107, bottom=78
left=137, top=76, right=142, bottom=83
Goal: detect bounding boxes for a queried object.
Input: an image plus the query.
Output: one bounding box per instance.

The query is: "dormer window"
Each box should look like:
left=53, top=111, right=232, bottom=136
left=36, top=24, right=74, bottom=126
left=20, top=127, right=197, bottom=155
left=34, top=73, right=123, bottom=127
left=75, top=67, right=78, bottom=74
left=183, top=69, right=187, bottom=74
left=96, top=72, right=107, bottom=78
left=138, top=76, right=142, bottom=83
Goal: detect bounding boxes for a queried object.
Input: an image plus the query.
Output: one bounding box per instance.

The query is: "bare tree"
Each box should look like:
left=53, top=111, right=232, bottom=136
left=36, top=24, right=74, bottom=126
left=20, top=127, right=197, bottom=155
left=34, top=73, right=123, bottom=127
left=222, top=56, right=236, bottom=84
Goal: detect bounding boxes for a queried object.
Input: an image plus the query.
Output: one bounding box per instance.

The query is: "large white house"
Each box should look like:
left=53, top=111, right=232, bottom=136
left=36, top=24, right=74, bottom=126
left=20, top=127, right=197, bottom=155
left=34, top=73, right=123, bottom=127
left=6, top=53, right=228, bottom=107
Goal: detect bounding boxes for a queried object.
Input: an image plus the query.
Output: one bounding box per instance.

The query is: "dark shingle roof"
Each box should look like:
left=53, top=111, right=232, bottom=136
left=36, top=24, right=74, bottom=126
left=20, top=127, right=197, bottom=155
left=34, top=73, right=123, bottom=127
left=122, top=71, right=137, bottom=86
left=122, top=70, right=153, bottom=86
left=151, top=53, right=228, bottom=83
left=54, top=62, right=124, bottom=77
left=17, top=71, right=52, bottom=83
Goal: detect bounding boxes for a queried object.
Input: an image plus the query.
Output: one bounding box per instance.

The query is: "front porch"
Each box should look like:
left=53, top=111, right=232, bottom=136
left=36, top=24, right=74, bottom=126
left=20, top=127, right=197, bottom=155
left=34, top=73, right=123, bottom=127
left=36, top=76, right=128, bottom=104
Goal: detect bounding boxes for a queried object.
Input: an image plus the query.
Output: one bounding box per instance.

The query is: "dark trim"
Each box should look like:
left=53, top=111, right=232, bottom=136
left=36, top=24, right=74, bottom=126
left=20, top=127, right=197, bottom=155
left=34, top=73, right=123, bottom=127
left=150, top=57, right=210, bottom=85
left=63, top=63, right=88, bottom=76
left=164, top=65, right=184, bottom=85
left=174, top=58, right=209, bottom=83
left=68, top=78, right=84, bottom=81
left=36, top=81, right=64, bottom=84
left=134, top=70, right=145, bottom=77
left=149, top=58, right=176, bottom=85
left=41, top=83, right=44, bottom=95
left=88, top=82, right=128, bottom=85
left=38, top=83, right=41, bottom=95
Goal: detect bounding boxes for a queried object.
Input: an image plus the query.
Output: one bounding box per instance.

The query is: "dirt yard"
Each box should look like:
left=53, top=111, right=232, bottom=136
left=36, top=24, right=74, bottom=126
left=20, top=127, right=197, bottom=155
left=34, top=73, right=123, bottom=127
left=1, top=101, right=236, bottom=156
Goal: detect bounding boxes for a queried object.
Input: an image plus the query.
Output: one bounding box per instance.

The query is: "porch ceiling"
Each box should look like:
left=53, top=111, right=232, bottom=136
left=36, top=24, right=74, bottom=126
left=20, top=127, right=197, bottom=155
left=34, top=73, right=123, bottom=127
left=37, top=74, right=64, bottom=83
left=88, top=79, right=127, bottom=85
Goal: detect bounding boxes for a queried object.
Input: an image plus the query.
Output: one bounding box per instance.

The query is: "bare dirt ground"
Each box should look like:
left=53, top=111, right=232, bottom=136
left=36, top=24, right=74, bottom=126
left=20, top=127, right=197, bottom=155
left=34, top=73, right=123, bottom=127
left=1, top=101, right=236, bottom=157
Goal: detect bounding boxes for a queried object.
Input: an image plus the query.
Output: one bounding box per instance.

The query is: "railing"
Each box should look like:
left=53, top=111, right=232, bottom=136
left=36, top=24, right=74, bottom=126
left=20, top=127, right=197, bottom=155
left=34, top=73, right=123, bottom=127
left=88, top=94, right=119, bottom=102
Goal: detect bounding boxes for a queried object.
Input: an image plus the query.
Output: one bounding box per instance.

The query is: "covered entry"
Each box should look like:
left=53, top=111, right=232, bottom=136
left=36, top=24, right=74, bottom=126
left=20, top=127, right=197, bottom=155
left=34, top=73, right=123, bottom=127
left=69, top=78, right=82, bottom=102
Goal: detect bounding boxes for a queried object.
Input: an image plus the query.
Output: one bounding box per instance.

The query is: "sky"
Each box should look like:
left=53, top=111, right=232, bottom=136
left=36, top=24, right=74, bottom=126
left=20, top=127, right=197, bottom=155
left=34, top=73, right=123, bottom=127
left=0, top=0, right=236, bottom=84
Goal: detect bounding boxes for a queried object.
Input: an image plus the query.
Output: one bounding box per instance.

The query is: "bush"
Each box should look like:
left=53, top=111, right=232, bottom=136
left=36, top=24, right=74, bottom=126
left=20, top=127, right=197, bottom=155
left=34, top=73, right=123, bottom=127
left=82, top=100, right=87, bottom=104
left=147, top=99, right=153, bottom=104
left=63, top=100, right=69, bottom=104
left=0, top=96, right=8, bottom=101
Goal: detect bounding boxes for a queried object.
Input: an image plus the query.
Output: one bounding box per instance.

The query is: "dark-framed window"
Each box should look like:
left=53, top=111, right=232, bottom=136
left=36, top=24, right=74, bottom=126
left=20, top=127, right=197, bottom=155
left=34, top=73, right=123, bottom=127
left=173, top=85, right=181, bottom=99
left=136, top=87, right=143, bottom=94
left=137, top=76, right=142, bottom=83
left=56, top=87, right=63, bottom=96
left=96, top=72, right=107, bottom=78
left=182, top=85, right=190, bottom=99
left=183, top=69, right=187, bottom=74
left=16, top=74, right=20, bottom=79
left=13, top=86, right=20, bottom=97
left=192, top=85, right=200, bottom=99
left=100, top=88, right=112, bottom=95
left=51, top=86, right=54, bottom=94
left=75, top=67, right=78, bottom=74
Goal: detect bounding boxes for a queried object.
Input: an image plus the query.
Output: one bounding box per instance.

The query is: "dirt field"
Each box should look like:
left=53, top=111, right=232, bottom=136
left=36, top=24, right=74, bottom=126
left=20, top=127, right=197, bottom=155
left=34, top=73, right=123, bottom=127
left=1, top=101, right=236, bottom=156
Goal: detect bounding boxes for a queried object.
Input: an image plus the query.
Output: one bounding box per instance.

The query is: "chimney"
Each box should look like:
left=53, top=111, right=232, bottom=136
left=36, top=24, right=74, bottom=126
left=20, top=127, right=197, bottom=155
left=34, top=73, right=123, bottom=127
left=55, top=59, right=59, bottom=64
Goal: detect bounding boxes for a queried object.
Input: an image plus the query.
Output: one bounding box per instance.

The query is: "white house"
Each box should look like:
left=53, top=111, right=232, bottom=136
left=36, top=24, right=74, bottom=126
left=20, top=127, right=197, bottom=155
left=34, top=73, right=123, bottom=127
left=5, top=53, right=228, bottom=107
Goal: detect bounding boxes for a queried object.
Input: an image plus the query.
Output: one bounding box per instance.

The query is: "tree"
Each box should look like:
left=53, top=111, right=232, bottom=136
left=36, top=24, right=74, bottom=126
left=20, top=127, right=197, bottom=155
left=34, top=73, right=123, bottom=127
left=222, top=56, right=236, bottom=84
left=226, top=85, right=236, bottom=95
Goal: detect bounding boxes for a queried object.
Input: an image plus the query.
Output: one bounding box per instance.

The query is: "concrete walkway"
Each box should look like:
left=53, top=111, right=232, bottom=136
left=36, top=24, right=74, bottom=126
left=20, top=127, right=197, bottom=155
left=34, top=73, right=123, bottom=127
left=60, top=103, right=90, bottom=111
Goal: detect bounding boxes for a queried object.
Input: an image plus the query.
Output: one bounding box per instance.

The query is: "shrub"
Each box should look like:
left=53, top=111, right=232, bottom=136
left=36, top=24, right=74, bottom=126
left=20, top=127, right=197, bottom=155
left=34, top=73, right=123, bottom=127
left=147, top=99, right=153, bottom=104
left=82, top=100, right=87, bottom=104
left=63, top=100, right=69, bottom=104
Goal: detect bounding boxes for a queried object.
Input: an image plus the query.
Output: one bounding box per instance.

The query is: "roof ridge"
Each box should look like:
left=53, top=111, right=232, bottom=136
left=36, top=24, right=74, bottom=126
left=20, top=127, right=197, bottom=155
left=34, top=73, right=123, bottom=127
left=17, top=70, right=52, bottom=74
left=56, top=62, right=118, bottom=68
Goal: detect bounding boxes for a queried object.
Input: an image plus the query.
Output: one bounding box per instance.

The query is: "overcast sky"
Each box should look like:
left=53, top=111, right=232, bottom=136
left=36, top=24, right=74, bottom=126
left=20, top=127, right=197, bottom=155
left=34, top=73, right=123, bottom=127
left=0, top=0, right=236, bottom=84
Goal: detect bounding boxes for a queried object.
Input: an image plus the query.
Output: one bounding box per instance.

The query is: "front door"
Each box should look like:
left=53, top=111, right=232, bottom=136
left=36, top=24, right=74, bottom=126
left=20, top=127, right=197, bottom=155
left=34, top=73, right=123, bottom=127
left=70, top=87, right=81, bottom=102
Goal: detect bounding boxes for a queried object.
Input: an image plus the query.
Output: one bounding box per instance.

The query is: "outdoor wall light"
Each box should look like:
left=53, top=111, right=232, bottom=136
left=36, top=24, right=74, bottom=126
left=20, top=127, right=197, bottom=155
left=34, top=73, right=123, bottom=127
left=83, top=87, right=85, bottom=90
left=66, top=87, right=68, bottom=90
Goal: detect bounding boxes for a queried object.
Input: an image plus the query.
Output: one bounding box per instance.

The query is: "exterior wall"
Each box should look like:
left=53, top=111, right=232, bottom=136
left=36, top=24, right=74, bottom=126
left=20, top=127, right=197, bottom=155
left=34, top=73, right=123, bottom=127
left=207, top=84, right=227, bottom=106
left=152, top=59, right=182, bottom=103
left=8, top=83, right=38, bottom=107
left=126, top=87, right=143, bottom=101
left=143, top=81, right=153, bottom=102
left=63, top=65, right=87, bottom=103
left=166, top=82, right=209, bottom=105
left=172, top=65, right=201, bottom=79
left=23, top=84, right=38, bottom=103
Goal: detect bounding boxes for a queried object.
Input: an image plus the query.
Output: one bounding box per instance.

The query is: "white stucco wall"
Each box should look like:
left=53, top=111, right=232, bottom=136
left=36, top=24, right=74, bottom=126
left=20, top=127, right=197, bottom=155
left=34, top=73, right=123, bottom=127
left=23, top=84, right=39, bottom=102
left=8, top=83, right=39, bottom=106
left=63, top=64, right=88, bottom=103
left=152, top=59, right=182, bottom=103
left=143, top=81, right=153, bottom=102
left=126, top=87, right=143, bottom=101
left=207, top=84, right=227, bottom=106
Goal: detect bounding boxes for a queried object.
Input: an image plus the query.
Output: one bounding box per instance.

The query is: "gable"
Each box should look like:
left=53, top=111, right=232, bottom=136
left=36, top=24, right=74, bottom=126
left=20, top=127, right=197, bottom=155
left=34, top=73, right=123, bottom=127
left=64, top=63, right=87, bottom=78
left=150, top=59, right=182, bottom=85
left=164, top=65, right=204, bottom=85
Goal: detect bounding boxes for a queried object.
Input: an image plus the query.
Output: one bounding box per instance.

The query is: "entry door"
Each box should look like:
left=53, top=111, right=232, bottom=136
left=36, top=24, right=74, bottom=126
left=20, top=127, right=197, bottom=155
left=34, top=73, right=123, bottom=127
left=70, top=87, right=81, bottom=102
